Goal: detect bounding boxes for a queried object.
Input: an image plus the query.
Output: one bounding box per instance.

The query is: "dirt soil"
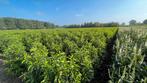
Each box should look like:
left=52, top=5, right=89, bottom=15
left=0, top=59, right=23, bottom=83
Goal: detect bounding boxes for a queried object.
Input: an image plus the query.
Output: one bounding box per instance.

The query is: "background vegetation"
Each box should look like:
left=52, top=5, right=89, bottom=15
left=0, top=17, right=57, bottom=30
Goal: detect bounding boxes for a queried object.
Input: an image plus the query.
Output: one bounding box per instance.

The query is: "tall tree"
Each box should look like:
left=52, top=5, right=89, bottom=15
left=129, top=20, right=137, bottom=25
left=143, top=19, right=147, bottom=24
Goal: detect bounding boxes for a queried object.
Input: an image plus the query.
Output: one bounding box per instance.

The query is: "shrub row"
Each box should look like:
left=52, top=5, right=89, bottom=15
left=0, top=28, right=118, bottom=83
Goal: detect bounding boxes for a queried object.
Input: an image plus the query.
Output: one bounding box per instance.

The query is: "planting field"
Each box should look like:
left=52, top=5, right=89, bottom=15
left=0, top=28, right=117, bottom=83
left=0, top=27, right=146, bottom=83
left=109, top=29, right=147, bottom=83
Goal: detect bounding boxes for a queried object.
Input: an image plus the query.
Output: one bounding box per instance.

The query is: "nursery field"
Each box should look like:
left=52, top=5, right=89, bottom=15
left=0, top=28, right=117, bottom=83
left=0, top=27, right=146, bottom=83
left=109, top=28, right=147, bottom=83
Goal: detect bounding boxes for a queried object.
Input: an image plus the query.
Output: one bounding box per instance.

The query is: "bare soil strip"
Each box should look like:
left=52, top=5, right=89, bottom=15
left=0, top=59, right=22, bottom=83
left=90, top=30, right=118, bottom=83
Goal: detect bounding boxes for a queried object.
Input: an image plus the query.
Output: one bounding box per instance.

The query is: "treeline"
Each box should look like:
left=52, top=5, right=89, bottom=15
left=63, top=22, right=119, bottom=28
left=129, top=19, right=147, bottom=25
left=63, top=19, right=147, bottom=28
left=0, top=17, right=57, bottom=30
left=1, top=17, right=147, bottom=29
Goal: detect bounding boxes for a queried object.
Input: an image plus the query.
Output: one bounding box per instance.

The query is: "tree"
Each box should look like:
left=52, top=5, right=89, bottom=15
left=121, top=22, right=126, bottom=26
left=0, top=17, right=56, bottom=30
left=129, top=20, right=137, bottom=25
left=0, top=18, right=6, bottom=29
left=143, top=19, right=147, bottom=24
left=63, top=22, right=119, bottom=28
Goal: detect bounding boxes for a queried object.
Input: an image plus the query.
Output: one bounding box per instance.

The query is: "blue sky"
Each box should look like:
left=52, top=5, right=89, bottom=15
left=0, top=0, right=147, bottom=25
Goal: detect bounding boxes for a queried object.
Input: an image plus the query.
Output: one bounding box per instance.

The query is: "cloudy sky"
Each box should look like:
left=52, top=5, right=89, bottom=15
left=0, top=0, right=147, bottom=25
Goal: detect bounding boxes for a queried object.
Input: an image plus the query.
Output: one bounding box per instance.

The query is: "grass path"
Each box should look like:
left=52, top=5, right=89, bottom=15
left=0, top=58, right=22, bottom=83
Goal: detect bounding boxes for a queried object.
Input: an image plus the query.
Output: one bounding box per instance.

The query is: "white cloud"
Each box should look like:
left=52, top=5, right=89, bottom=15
left=36, top=11, right=45, bottom=16
left=75, top=14, right=83, bottom=17
left=0, top=0, right=10, bottom=5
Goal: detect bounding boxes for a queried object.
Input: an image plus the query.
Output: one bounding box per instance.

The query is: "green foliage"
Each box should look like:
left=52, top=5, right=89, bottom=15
left=63, top=22, right=119, bottom=28
left=143, top=19, right=147, bottom=24
left=0, top=17, right=57, bottom=30
left=109, top=29, right=147, bottom=83
left=0, top=28, right=117, bottom=83
left=129, top=20, right=137, bottom=25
